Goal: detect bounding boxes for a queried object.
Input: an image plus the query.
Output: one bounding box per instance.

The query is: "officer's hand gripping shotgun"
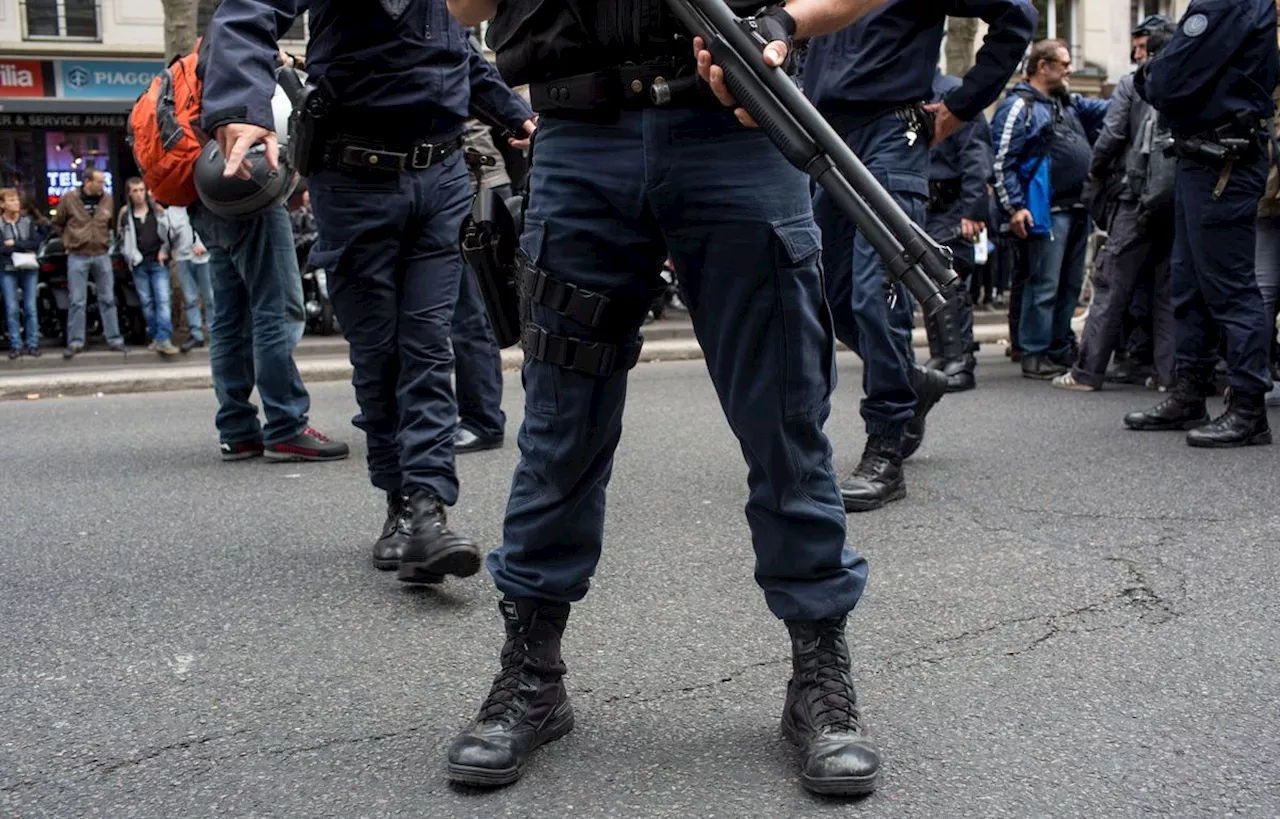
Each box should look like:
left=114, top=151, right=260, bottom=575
left=665, top=0, right=963, bottom=320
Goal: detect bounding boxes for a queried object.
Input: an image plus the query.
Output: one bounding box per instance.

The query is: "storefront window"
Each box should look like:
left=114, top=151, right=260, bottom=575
left=44, top=131, right=113, bottom=210
left=0, top=130, right=38, bottom=204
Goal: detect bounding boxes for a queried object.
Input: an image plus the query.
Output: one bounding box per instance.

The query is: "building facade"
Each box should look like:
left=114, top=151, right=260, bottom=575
left=0, top=0, right=305, bottom=214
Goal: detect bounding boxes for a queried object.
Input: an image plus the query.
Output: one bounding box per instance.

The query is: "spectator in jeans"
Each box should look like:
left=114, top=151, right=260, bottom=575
left=166, top=204, right=214, bottom=353
left=0, top=188, right=47, bottom=359
left=991, top=39, right=1108, bottom=379
left=190, top=198, right=349, bottom=463
left=118, top=178, right=179, bottom=356
left=51, top=167, right=126, bottom=358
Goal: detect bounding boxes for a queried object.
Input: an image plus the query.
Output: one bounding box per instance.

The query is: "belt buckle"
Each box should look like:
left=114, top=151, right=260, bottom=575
left=410, top=142, right=435, bottom=170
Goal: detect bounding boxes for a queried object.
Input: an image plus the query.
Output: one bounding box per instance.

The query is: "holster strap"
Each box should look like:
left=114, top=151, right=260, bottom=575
left=522, top=324, right=643, bottom=377
left=528, top=267, right=614, bottom=327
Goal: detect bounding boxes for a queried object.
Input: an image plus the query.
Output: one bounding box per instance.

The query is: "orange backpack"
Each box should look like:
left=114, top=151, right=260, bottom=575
left=127, top=38, right=208, bottom=207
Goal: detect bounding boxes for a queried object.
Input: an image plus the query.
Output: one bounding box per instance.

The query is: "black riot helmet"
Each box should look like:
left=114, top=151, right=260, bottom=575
left=1131, top=14, right=1172, bottom=63
left=193, top=82, right=298, bottom=220
left=1132, top=14, right=1172, bottom=38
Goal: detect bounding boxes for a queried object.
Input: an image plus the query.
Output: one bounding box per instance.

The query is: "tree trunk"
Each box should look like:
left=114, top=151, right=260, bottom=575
left=944, top=16, right=979, bottom=78
left=162, top=0, right=200, bottom=63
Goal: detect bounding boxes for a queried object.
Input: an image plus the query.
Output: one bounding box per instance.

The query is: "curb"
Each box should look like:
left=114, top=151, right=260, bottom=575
left=1, top=324, right=1016, bottom=401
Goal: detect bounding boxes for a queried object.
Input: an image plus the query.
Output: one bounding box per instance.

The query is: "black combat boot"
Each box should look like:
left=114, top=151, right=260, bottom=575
left=902, top=364, right=948, bottom=460
left=447, top=598, right=575, bottom=787
left=371, top=491, right=410, bottom=571
left=782, top=616, right=882, bottom=796
left=1186, top=390, right=1272, bottom=448
left=1123, top=370, right=1213, bottom=431
left=839, top=437, right=905, bottom=514
left=396, top=489, right=482, bottom=584
left=923, top=293, right=977, bottom=393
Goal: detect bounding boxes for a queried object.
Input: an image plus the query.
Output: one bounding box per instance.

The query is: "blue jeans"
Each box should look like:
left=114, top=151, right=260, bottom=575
left=2, top=269, right=39, bottom=350
left=66, top=254, right=122, bottom=347
left=813, top=113, right=927, bottom=439
left=191, top=204, right=311, bottom=445
left=177, top=259, right=215, bottom=342
left=1018, top=209, right=1089, bottom=357
left=309, top=149, right=472, bottom=500
left=486, top=110, right=865, bottom=622
left=130, top=260, right=173, bottom=343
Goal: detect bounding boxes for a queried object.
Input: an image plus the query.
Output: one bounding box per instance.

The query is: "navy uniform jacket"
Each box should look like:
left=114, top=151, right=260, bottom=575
left=201, top=0, right=532, bottom=138
left=1137, top=0, right=1279, bottom=136
left=803, top=0, right=1037, bottom=122
left=928, top=72, right=993, bottom=236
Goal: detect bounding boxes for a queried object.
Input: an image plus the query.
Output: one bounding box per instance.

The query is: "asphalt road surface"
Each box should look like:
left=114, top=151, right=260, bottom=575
left=2, top=353, right=1277, bottom=818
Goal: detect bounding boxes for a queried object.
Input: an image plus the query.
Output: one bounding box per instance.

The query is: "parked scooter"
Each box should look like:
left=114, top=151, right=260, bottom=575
left=293, top=224, right=336, bottom=336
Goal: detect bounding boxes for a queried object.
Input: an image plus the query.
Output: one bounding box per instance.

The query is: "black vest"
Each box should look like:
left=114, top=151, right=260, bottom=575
left=489, top=0, right=759, bottom=86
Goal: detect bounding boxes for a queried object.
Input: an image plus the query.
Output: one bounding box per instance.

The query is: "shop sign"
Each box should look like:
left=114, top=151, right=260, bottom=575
left=0, top=60, right=46, bottom=97
left=58, top=60, right=162, bottom=100
left=0, top=113, right=127, bottom=128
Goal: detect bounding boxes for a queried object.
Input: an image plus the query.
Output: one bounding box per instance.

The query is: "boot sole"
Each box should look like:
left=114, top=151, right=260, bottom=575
left=371, top=557, right=399, bottom=572
left=446, top=705, right=575, bottom=787
left=781, top=716, right=881, bottom=797
left=842, top=486, right=906, bottom=514
left=1187, top=430, right=1273, bottom=449
left=397, top=545, right=481, bottom=584
left=1124, top=416, right=1210, bottom=432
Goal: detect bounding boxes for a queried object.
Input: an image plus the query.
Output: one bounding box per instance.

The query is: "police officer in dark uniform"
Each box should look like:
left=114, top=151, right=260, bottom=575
left=444, top=0, right=888, bottom=796
left=803, top=0, right=1036, bottom=512
left=1128, top=0, right=1277, bottom=447
left=925, top=68, right=994, bottom=393
left=200, top=0, right=535, bottom=576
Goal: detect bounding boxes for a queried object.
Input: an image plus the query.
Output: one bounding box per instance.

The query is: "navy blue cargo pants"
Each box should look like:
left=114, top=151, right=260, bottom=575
left=1173, top=155, right=1275, bottom=395
left=309, top=148, right=472, bottom=502
left=813, top=113, right=928, bottom=440
left=486, top=109, right=868, bottom=622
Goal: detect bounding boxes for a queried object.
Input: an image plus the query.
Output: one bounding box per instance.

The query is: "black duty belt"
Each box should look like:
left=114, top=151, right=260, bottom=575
left=530, top=64, right=718, bottom=114
left=325, top=134, right=463, bottom=172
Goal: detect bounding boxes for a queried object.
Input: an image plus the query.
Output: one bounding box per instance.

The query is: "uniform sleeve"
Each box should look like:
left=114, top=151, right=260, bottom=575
left=991, top=95, right=1029, bottom=215
left=959, top=115, right=995, bottom=222
left=466, top=40, right=534, bottom=133
left=200, top=0, right=301, bottom=133
left=1089, top=77, right=1133, bottom=176
left=1145, top=2, right=1252, bottom=117
left=942, top=0, right=1039, bottom=120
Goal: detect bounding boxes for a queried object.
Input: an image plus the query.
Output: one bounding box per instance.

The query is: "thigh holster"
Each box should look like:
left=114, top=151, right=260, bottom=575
left=518, top=252, right=652, bottom=377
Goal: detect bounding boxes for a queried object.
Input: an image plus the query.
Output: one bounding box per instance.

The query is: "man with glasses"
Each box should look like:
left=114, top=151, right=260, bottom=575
left=991, top=39, right=1109, bottom=379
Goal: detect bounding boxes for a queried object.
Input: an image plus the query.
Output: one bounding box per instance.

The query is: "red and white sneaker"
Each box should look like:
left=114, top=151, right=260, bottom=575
left=264, top=427, right=350, bottom=462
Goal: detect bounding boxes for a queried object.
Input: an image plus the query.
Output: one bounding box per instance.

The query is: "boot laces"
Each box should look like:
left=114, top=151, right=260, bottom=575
left=852, top=442, right=893, bottom=480
left=476, top=637, right=537, bottom=726
left=395, top=493, right=412, bottom=535
left=801, top=640, right=860, bottom=732
left=303, top=426, right=331, bottom=443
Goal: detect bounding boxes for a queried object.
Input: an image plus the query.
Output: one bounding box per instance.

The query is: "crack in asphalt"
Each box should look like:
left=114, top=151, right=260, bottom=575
left=595, top=658, right=790, bottom=706
left=0, top=554, right=1193, bottom=795
left=0, top=729, right=252, bottom=793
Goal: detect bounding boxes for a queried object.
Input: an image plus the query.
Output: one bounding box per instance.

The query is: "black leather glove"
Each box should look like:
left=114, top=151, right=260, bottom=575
left=746, top=4, right=797, bottom=69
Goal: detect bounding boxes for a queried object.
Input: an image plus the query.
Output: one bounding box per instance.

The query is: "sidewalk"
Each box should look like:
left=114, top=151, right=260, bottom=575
left=0, top=312, right=1022, bottom=401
